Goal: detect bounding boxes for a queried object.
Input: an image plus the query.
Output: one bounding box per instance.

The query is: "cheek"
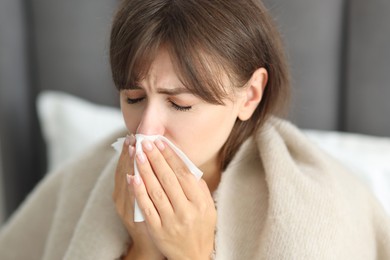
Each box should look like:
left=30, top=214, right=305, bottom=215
left=173, top=106, right=238, bottom=167
left=121, top=103, right=140, bottom=134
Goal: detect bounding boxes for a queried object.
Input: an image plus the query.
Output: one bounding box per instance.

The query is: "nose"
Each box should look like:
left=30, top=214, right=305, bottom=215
left=136, top=104, right=165, bottom=136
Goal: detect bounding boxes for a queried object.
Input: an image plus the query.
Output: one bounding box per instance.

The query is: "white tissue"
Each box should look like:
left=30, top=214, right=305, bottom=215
left=111, top=134, right=203, bottom=222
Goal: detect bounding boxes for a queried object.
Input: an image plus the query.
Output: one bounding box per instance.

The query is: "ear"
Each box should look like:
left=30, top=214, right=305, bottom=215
left=238, top=68, right=268, bottom=121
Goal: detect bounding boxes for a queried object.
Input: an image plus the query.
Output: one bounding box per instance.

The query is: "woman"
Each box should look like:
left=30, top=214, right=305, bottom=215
left=1, top=0, right=389, bottom=259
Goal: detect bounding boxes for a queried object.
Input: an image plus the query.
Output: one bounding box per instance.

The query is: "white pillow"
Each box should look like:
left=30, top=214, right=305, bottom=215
left=37, top=91, right=125, bottom=171
left=303, top=129, right=390, bottom=214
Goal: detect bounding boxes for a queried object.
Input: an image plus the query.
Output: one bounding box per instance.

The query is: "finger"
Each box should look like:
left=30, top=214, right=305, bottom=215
left=115, top=135, right=136, bottom=182
left=199, top=179, right=215, bottom=207
left=126, top=174, right=135, bottom=207
left=136, top=145, right=175, bottom=220
left=154, top=139, right=203, bottom=203
left=132, top=174, right=162, bottom=229
left=113, top=175, right=134, bottom=224
left=113, top=135, right=135, bottom=211
left=121, top=144, right=136, bottom=213
left=141, top=140, right=187, bottom=209
left=124, top=175, right=136, bottom=223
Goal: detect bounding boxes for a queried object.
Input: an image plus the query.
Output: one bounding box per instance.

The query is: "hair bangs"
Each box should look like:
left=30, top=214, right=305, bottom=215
left=167, top=40, right=233, bottom=105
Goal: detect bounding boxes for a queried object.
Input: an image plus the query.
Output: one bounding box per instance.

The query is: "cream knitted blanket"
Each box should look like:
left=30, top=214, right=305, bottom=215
left=0, top=119, right=389, bottom=259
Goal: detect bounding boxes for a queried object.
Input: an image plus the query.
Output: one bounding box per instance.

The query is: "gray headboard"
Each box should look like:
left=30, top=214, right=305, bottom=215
left=1, top=0, right=390, bottom=220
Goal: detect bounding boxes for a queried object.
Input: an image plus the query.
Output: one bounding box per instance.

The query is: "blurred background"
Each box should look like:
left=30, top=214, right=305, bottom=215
left=1, top=0, right=390, bottom=225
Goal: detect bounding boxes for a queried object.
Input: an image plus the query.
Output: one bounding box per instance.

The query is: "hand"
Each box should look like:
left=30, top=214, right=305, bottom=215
left=132, top=139, right=217, bottom=260
left=113, top=135, right=164, bottom=260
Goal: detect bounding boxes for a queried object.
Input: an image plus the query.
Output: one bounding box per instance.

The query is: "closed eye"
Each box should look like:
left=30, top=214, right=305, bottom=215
left=126, top=97, right=145, bottom=104
left=169, top=101, right=192, bottom=111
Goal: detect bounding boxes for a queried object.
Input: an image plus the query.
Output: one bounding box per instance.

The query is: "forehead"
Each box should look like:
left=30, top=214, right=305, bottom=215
left=131, top=48, right=194, bottom=96
left=144, top=48, right=181, bottom=84
left=151, top=50, right=234, bottom=95
left=127, top=42, right=232, bottom=104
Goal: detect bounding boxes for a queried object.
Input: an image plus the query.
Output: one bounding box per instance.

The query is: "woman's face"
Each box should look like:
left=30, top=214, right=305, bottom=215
left=120, top=48, right=246, bottom=175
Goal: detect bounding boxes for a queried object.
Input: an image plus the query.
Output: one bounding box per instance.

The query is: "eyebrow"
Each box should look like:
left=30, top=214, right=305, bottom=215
left=128, top=85, right=191, bottom=95
left=156, top=87, right=191, bottom=95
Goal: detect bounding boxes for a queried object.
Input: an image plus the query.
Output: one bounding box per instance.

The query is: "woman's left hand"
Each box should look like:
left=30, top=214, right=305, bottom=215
left=132, top=139, right=216, bottom=260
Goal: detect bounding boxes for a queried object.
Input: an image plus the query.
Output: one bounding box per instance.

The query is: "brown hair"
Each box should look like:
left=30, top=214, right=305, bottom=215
left=110, top=0, right=290, bottom=171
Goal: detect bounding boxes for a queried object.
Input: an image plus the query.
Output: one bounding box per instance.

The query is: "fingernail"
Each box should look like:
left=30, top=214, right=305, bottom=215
left=126, top=174, right=132, bottom=185
left=142, top=140, right=153, bottom=151
left=129, top=134, right=136, bottom=145
left=129, top=145, right=135, bottom=158
left=125, top=135, right=131, bottom=146
left=155, top=139, right=165, bottom=151
left=136, top=151, right=146, bottom=164
left=134, top=175, right=141, bottom=185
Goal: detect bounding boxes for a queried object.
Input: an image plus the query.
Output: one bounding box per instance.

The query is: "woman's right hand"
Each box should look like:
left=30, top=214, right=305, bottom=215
left=113, top=135, right=164, bottom=260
